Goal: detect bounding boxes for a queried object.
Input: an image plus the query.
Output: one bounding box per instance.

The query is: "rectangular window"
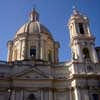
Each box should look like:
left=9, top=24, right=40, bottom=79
left=79, top=23, right=85, bottom=34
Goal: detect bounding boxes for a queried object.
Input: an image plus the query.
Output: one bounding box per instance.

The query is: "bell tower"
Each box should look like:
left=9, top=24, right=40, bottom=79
left=68, top=9, right=98, bottom=63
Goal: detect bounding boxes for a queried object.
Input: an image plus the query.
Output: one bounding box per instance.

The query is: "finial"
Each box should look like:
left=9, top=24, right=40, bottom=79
left=72, top=5, right=77, bottom=11
left=72, top=0, right=79, bottom=15
left=72, top=5, right=79, bottom=15
left=33, top=4, right=37, bottom=10
left=73, top=0, right=78, bottom=9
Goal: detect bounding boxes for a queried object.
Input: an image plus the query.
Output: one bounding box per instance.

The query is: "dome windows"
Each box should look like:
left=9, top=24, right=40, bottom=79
left=30, top=46, right=36, bottom=59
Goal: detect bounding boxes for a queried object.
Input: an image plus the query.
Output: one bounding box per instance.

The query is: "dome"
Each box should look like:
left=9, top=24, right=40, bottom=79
left=7, top=9, right=60, bottom=63
left=15, top=9, right=53, bottom=39
left=15, top=21, right=52, bottom=38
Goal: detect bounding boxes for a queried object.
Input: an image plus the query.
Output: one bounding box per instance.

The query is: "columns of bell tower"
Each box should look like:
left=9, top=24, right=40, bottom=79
left=75, top=43, right=83, bottom=62
left=91, top=45, right=99, bottom=63
left=68, top=9, right=99, bottom=63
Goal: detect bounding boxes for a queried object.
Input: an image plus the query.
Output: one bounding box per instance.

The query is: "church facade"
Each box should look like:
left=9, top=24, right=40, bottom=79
left=0, top=8, right=100, bottom=100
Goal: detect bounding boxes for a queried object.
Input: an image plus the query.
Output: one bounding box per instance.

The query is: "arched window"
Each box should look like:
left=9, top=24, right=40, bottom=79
left=27, top=94, right=36, bottom=100
left=30, top=46, right=36, bottom=58
left=79, top=23, right=85, bottom=34
left=82, top=48, right=90, bottom=59
left=48, top=50, right=52, bottom=62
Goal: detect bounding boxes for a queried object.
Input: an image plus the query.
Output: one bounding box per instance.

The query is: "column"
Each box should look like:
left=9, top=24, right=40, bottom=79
left=21, top=39, right=27, bottom=60
left=44, top=40, right=46, bottom=60
left=84, top=92, right=89, bottom=100
left=7, top=41, right=13, bottom=62
left=7, top=47, right=12, bottom=62
left=76, top=44, right=83, bottom=62
left=54, top=43, right=59, bottom=63
left=91, top=45, right=99, bottom=63
left=38, top=34, right=41, bottom=59
left=49, top=88, right=53, bottom=100
left=36, top=40, right=39, bottom=59
left=20, top=90, right=24, bottom=100
left=11, top=90, right=15, bottom=100
left=87, top=24, right=91, bottom=36
left=69, top=89, right=72, bottom=100
left=20, top=40, right=22, bottom=60
left=41, top=89, right=44, bottom=100
left=74, top=88, right=81, bottom=100
left=40, top=39, right=44, bottom=60
left=74, top=23, right=78, bottom=35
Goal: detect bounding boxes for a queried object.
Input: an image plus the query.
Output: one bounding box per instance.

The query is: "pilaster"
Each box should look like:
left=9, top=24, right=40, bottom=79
left=74, top=88, right=81, bottom=100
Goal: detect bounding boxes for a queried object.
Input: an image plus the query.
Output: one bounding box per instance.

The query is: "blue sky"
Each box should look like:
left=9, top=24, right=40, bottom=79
left=0, top=0, right=100, bottom=61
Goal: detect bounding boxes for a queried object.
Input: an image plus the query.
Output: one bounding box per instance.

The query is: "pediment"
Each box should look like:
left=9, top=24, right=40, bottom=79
left=11, top=67, right=49, bottom=79
left=18, top=71, right=47, bottom=79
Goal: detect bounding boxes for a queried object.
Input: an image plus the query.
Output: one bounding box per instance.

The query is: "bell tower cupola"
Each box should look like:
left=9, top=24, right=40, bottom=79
left=68, top=8, right=98, bottom=63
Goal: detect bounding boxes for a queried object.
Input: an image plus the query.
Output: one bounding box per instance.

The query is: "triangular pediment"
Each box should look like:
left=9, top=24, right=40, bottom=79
left=18, top=71, right=47, bottom=79
left=11, top=67, right=49, bottom=79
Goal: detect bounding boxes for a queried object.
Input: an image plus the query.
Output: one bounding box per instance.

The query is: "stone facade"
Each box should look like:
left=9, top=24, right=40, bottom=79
left=0, top=8, right=100, bottom=100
